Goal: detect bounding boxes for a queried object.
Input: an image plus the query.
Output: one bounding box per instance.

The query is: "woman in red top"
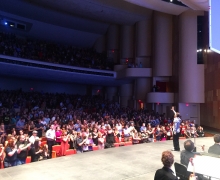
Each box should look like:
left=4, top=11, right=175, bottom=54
left=55, top=126, right=62, bottom=145
left=59, top=131, right=70, bottom=156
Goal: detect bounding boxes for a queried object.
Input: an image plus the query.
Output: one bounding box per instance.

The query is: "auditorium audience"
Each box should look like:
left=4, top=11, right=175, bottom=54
left=0, top=89, right=207, bottom=169
left=0, top=32, right=113, bottom=70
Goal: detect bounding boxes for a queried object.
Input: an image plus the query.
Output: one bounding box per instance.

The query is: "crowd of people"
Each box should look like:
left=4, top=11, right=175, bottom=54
left=0, top=89, right=206, bottom=169
left=0, top=32, right=114, bottom=70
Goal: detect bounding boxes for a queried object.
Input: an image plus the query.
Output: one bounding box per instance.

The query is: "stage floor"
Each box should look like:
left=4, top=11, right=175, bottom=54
left=0, top=137, right=215, bottom=180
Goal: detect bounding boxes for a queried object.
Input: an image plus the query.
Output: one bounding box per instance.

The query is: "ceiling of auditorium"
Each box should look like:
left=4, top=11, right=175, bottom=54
left=0, top=0, right=209, bottom=48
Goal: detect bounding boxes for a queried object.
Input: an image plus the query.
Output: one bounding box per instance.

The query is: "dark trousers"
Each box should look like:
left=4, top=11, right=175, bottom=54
left=47, top=140, right=55, bottom=158
left=173, top=132, right=180, bottom=150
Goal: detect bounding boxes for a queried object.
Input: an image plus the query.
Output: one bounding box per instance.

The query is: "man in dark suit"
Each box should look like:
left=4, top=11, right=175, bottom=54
left=154, top=151, right=178, bottom=180
left=208, top=134, right=220, bottom=155
left=180, top=140, right=198, bottom=166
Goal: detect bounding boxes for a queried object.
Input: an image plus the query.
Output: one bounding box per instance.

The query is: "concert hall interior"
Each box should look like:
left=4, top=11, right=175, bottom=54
left=0, top=0, right=219, bottom=180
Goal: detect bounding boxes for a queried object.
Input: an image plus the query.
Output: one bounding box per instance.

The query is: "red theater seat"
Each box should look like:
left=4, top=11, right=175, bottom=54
left=0, top=161, right=4, bottom=169
left=65, top=149, right=76, bottom=156
left=26, top=156, right=31, bottom=163
left=92, top=146, right=99, bottom=151
left=52, top=145, right=61, bottom=158
left=40, top=141, right=47, bottom=146
left=114, top=143, right=120, bottom=147
left=124, top=141, right=132, bottom=146
left=41, top=137, right=47, bottom=141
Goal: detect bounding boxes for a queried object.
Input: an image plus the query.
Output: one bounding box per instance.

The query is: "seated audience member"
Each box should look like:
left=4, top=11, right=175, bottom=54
left=185, top=126, right=191, bottom=138
left=113, top=128, right=120, bottom=143
left=190, top=125, right=198, bottom=138
left=0, top=123, right=5, bottom=136
left=160, top=126, right=167, bottom=141
left=0, top=143, right=5, bottom=164
left=181, top=140, right=205, bottom=180
left=154, top=151, right=178, bottom=180
left=16, top=118, right=25, bottom=131
left=87, top=134, right=95, bottom=151
left=166, top=124, right=172, bottom=140
left=180, top=140, right=197, bottom=167
left=132, top=130, right=141, bottom=144
left=196, top=126, right=204, bottom=137
left=105, top=125, right=115, bottom=148
left=140, top=123, right=147, bottom=132
left=155, top=125, right=161, bottom=141
left=140, top=131, right=148, bottom=143
left=76, top=132, right=85, bottom=153
left=41, top=144, right=49, bottom=160
left=208, top=134, right=220, bottom=155
left=4, top=139, right=20, bottom=168
left=98, top=133, right=105, bottom=150
left=147, top=124, right=154, bottom=142
left=180, top=122, right=186, bottom=137
left=35, top=119, right=44, bottom=138
left=123, top=124, right=131, bottom=142
left=28, top=121, right=36, bottom=136
left=32, top=138, right=43, bottom=162
left=16, top=135, right=31, bottom=165
left=29, top=130, right=39, bottom=162
left=69, top=130, right=77, bottom=149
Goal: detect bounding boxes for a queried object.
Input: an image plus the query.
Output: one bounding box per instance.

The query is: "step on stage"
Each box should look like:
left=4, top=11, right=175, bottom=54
left=0, top=137, right=214, bottom=180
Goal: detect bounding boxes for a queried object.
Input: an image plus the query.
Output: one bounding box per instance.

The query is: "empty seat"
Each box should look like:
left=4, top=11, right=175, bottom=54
left=174, top=162, right=191, bottom=180
left=52, top=145, right=61, bottom=157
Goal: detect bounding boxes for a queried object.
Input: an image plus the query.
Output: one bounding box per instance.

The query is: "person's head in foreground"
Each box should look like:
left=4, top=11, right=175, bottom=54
left=161, top=150, right=174, bottom=168
left=184, top=140, right=195, bottom=152
left=213, top=134, right=220, bottom=144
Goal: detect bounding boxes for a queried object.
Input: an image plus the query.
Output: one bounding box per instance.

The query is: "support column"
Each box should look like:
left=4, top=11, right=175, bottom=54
left=135, top=20, right=152, bottom=68
left=135, top=78, right=151, bottom=109
left=120, top=25, right=135, bottom=65
left=153, top=12, right=173, bottom=76
left=179, top=10, right=204, bottom=103
left=93, top=35, right=106, bottom=53
left=106, top=87, right=118, bottom=102
left=107, top=25, right=120, bottom=64
left=120, top=83, right=133, bottom=108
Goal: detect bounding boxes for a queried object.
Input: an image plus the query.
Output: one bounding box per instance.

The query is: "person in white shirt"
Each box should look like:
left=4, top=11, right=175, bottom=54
left=46, top=125, right=56, bottom=158
left=29, top=131, right=39, bottom=162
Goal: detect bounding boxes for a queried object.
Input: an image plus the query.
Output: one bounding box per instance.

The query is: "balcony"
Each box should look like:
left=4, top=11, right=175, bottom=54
left=147, top=92, right=174, bottom=103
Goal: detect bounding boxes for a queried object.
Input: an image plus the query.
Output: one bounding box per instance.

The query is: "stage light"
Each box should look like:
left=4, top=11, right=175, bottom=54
left=4, top=22, right=7, bottom=25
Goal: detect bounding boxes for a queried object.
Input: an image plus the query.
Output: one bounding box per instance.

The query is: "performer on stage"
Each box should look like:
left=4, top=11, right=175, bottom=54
left=171, top=107, right=181, bottom=151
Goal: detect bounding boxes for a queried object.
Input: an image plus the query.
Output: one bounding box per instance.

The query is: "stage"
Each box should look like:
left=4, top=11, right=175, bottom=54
left=0, top=137, right=215, bottom=180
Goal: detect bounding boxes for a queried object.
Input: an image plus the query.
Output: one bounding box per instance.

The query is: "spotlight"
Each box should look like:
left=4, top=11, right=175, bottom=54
left=4, top=22, right=7, bottom=25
